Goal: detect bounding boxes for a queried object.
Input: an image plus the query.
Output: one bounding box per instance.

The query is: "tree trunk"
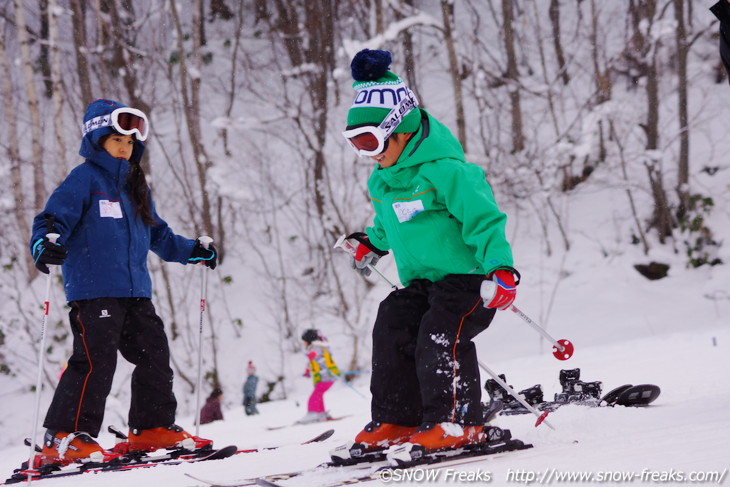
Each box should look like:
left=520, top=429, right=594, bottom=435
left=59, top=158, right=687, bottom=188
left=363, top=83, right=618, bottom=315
left=38, top=0, right=53, bottom=98
left=549, top=0, right=570, bottom=85
left=0, top=29, right=34, bottom=281
left=632, top=0, right=673, bottom=242
left=441, top=0, right=467, bottom=151
left=69, top=0, right=92, bottom=106
left=169, top=0, right=215, bottom=238
left=398, top=0, right=421, bottom=97
left=673, top=0, right=690, bottom=220
left=49, top=0, right=68, bottom=180
left=591, top=0, right=612, bottom=103
left=14, top=0, right=46, bottom=211
left=501, top=0, right=524, bottom=152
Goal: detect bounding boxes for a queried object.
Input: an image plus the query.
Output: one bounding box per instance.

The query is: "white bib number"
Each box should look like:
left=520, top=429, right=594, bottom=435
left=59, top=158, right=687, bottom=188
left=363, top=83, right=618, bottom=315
left=392, top=200, right=424, bottom=223
left=99, top=200, right=123, bottom=219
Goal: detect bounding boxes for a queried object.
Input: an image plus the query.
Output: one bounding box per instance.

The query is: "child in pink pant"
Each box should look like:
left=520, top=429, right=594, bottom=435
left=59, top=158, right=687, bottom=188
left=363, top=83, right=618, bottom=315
left=297, top=329, right=340, bottom=424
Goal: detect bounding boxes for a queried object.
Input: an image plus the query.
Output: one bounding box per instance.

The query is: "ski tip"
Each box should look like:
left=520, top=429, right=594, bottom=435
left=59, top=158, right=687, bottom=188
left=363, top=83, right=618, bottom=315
left=256, top=478, right=285, bottom=487
left=304, top=428, right=335, bottom=444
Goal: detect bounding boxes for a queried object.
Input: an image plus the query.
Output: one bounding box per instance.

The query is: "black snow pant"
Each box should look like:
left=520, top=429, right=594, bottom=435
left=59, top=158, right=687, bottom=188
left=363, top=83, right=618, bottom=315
left=369, top=274, right=496, bottom=427
left=43, top=297, right=177, bottom=437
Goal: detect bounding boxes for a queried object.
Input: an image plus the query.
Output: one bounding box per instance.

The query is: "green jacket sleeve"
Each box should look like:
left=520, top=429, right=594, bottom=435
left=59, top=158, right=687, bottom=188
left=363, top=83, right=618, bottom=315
left=424, top=160, right=513, bottom=274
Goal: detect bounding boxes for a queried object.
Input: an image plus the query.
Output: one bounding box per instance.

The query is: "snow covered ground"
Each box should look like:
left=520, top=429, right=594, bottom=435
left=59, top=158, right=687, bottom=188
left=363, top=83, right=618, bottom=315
left=1, top=317, right=728, bottom=486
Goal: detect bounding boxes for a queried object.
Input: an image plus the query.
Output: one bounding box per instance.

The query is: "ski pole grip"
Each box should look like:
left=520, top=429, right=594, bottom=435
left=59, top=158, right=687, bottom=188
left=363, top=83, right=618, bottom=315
left=46, top=233, right=60, bottom=244
left=480, top=280, right=497, bottom=305
left=198, top=236, right=213, bottom=249
left=333, top=234, right=360, bottom=259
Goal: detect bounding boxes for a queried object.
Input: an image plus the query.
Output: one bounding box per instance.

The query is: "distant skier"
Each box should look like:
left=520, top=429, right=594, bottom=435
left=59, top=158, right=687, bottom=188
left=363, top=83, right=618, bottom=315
left=200, top=388, right=224, bottom=425
left=29, top=98, right=218, bottom=465
left=243, top=361, right=260, bottom=415
left=340, top=50, right=518, bottom=454
left=297, top=329, right=340, bottom=424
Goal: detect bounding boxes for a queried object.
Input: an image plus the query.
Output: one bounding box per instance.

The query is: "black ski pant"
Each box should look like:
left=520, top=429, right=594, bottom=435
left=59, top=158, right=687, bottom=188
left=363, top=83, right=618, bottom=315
left=369, top=274, right=496, bottom=427
left=44, top=297, right=177, bottom=436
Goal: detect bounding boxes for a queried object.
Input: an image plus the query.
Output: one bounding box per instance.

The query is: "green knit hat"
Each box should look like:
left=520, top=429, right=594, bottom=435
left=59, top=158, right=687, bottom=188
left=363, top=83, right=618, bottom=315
left=346, top=49, right=421, bottom=133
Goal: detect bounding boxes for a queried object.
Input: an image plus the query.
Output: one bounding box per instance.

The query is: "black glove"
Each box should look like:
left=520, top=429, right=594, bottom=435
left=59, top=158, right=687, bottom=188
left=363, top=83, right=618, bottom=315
left=32, top=237, right=67, bottom=274
left=188, top=239, right=218, bottom=269
left=347, top=232, right=388, bottom=277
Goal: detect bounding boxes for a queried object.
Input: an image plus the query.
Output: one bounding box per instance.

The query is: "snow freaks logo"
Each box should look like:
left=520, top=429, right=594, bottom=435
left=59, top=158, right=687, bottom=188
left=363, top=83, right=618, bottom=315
left=378, top=468, right=492, bottom=483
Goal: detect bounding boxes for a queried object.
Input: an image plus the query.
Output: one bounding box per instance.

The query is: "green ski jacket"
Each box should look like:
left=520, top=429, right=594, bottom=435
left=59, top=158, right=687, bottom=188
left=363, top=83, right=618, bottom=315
left=365, top=110, right=513, bottom=286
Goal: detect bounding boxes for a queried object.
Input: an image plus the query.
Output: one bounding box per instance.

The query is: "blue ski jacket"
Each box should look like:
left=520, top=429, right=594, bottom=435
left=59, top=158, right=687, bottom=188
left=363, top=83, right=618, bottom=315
left=30, top=135, right=195, bottom=302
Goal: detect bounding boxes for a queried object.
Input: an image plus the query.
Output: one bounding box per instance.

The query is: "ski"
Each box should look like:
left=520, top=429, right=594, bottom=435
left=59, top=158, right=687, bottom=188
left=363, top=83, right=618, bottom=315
left=266, top=415, right=351, bottom=431
left=189, top=427, right=531, bottom=487
left=3, top=444, right=237, bottom=484
left=4, top=429, right=334, bottom=484
left=485, top=368, right=661, bottom=416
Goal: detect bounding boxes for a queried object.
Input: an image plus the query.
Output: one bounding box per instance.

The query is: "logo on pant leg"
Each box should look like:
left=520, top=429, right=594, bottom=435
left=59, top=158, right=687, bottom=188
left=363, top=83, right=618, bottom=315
left=99, top=309, right=111, bottom=318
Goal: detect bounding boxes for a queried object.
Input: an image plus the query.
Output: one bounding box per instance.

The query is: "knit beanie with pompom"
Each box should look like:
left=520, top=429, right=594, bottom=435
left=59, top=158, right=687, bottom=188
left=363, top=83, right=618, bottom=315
left=346, top=49, right=421, bottom=133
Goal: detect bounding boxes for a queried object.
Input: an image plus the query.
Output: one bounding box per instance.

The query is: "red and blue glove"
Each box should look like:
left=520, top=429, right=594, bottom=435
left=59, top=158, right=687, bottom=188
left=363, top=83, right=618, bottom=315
left=480, top=267, right=521, bottom=310
left=347, top=232, right=388, bottom=277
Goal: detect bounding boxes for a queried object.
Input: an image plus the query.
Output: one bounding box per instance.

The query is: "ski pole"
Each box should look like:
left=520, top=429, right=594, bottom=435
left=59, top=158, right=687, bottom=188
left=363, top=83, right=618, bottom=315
left=28, top=231, right=61, bottom=481
left=478, top=360, right=555, bottom=430
left=480, top=281, right=574, bottom=360
left=335, top=374, right=367, bottom=399
left=193, top=236, right=213, bottom=437
left=333, top=235, right=398, bottom=290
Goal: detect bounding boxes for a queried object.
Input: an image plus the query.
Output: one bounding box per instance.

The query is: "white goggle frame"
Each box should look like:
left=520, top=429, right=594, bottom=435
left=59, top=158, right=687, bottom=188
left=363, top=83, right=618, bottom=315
left=82, top=107, right=149, bottom=141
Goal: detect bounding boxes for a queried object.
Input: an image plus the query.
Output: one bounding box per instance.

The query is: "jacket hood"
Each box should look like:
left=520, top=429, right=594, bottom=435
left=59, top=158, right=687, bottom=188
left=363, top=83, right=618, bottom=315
left=397, top=110, right=465, bottom=167
left=79, top=99, right=145, bottom=163
left=374, top=110, right=465, bottom=188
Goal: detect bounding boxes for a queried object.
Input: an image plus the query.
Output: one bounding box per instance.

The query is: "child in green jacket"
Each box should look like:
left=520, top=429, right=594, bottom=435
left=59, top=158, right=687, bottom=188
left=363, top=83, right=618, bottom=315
left=341, top=49, right=519, bottom=454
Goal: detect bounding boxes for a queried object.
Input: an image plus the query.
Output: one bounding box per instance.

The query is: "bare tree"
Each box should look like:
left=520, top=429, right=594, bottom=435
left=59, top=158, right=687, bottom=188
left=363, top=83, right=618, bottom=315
left=672, top=0, right=690, bottom=220
left=441, top=0, right=468, bottom=150
left=69, top=0, right=93, bottom=105
left=13, top=0, right=46, bottom=211
left=549, top=0, right=570, bottom=85
left=169, top=0, right=215, bottom=237
left=48, top=0, right=68, bottom=180
left=626, top=0, right=674, bottom=242
left=501, top=0, right=525, bottom=152
left=0, top=28, right=34, bottom=280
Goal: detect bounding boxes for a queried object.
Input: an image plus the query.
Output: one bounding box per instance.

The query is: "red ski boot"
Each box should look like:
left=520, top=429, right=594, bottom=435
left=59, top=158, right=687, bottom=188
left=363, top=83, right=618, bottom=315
left=125, top=424, right=210, bottom=453
left=39, top=430, right=121, bottom=466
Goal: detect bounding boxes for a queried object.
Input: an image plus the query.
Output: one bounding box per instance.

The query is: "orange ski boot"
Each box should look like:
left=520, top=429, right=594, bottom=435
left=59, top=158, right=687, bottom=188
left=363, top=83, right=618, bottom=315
left=40, top=430, right=121, bottom=465
left=354, top=421, right=418, bottom=451
left=406, top=422, right=486, bottom=452
left=126, top=424, right=210, bottom=452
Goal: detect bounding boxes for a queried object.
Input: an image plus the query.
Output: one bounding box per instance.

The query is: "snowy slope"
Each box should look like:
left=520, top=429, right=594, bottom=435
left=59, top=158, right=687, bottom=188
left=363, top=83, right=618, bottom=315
left=1, top=322, right=728, bottom=487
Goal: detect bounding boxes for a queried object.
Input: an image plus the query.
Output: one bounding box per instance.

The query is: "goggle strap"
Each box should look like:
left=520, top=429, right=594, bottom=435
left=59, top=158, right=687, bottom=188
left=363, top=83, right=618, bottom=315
left=377, top=89, right=418, bottom=139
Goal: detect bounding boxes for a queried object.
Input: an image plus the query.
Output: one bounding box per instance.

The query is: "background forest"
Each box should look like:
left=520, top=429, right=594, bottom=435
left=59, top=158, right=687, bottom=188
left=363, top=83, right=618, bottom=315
left=1, top=0, right=728, bottom=441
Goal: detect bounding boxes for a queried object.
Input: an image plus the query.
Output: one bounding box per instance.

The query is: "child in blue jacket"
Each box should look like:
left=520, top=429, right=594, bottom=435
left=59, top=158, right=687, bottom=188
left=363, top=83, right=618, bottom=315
left=30, top=99, right=217, bottom=465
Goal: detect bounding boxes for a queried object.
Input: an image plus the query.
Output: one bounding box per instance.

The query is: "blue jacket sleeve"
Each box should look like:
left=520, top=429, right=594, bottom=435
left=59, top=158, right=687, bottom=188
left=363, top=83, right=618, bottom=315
left=30, top=167, right=89, bottom=252
left=148, top=195, right=196, bottom=264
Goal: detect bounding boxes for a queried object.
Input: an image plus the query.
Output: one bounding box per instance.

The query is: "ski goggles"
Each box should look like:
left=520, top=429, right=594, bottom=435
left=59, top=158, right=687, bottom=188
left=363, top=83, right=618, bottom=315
left=82, top=107, right=149, bottom=141
left=342, top=90, right=418, bottom=157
